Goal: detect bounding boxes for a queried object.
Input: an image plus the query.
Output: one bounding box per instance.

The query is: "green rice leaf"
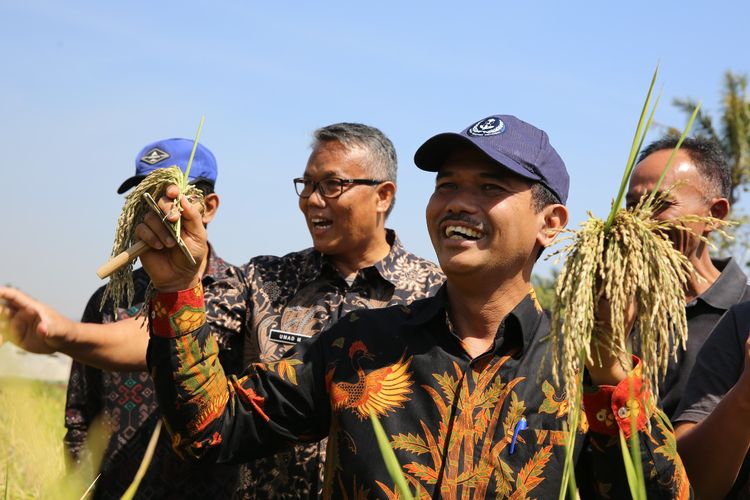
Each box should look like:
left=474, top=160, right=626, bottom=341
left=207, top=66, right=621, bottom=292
left=626, top=378, right=647, bottom=500
left=635, top=90, right=662, bottom=165
left=619, top=430, right=640, bottom=499
left=558, top=352, right=585, bottom=499
left=181, top=115, right=205, bottom=190
left=605, top=64, right=659, bottom=231
left=369, top=410, right=414, bottom=500
left=175, top=116, right=206, bottom=236
left=79, top=474, right=100, bottom=500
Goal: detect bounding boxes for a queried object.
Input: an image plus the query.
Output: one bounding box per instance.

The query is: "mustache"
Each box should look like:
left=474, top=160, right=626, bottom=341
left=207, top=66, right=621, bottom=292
left=438, top=212, right=484, bottom=229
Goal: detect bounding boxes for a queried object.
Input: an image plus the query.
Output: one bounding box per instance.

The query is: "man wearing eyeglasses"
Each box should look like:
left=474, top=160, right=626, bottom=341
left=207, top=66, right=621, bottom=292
left=220, top=123, right=444, bottom=498
left=0, top=123, right=444, bottom=498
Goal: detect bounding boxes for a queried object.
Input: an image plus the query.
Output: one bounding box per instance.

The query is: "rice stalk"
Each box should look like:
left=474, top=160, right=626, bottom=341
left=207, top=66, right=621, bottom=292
left=550, top=185, right=733, bottom=403
left=99, top=168, right=204, bottom=314
left=100, top=117, right=206, bottom=314
left=547, top=67, right=732, bottom=497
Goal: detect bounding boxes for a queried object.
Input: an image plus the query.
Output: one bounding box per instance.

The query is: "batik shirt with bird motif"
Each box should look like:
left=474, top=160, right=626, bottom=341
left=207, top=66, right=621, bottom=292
left=199, top=229, right=445, bottom=498
left=148, top=285, right=690, bottom=499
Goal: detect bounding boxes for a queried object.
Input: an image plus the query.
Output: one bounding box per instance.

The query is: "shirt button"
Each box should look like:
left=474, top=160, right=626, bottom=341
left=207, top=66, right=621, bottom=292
left=617, top=406, right=628, bottom=419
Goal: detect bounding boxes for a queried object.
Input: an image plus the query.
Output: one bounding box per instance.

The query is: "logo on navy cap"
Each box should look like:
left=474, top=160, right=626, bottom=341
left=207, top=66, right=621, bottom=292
left=467, top=116, right=506, bottom=137
left=140, top=147, right=170, bottom=165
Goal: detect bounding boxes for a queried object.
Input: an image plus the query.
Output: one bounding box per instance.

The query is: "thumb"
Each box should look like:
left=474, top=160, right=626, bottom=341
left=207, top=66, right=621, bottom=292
left=177, top=192, right=205, bottom=235
left=36, top=313, right=49, bottom=337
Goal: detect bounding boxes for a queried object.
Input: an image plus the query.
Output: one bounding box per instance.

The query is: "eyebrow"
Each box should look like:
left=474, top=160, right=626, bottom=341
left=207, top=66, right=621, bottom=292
left=626, top=190, right=664, bottom=204
left=303, top=170, right=342, bottom=179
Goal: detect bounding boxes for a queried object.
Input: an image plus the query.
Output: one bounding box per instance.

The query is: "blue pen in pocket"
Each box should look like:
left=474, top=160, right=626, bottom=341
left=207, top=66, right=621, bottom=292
left=509, top=417, right=527, bottom=455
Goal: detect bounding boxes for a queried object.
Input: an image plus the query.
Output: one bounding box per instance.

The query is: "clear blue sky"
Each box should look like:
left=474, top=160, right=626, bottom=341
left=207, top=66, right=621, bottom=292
left=2, top=1, right=748, bottom=318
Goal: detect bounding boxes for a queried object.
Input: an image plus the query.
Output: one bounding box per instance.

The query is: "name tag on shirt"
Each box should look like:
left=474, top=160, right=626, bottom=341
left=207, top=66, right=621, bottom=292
left=269, top=329, right=312, bottom=345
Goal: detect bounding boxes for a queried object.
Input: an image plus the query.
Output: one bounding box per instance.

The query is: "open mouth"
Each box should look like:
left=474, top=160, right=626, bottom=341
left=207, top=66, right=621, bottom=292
left=444, top=224, right=484, bottom=241
left=312, top=217, right=333, bottom=229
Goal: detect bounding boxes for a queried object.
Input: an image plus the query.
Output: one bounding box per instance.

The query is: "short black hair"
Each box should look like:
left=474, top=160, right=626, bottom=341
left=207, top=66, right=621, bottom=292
left=637, top=137, right=730, bottom=200
left=531, top=182, right=561, bottom=213
left=192, top=180, right=215, bottom=196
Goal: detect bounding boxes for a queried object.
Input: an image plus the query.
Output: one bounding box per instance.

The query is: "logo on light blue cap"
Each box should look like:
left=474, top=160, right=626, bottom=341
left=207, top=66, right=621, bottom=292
left=467, top=116, right=505, bottom=137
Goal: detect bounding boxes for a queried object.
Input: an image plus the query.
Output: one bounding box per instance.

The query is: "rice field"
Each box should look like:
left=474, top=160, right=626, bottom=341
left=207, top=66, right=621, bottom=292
left=0, top=377, right=71, bottom=499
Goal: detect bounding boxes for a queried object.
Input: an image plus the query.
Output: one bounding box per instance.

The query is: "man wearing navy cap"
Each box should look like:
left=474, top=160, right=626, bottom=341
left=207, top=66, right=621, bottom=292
left=63, top=138, right=241, bottom=499
left=138, top=115, right=688, bottom=497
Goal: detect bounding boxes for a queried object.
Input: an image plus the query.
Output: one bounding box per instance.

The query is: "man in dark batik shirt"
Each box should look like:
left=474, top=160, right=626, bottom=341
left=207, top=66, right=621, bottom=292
left=63, top=138, right=241, bottom=499
left=626, top=136, right=750, bottom=419
left=204, top=124, right=444, bottom=498
left=140, top=115, right=690, bottom=498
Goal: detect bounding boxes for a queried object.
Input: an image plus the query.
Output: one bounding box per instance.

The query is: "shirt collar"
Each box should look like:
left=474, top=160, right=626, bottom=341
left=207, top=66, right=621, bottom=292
left=307, top=228, right=403, bottom=287
left=501, top=291, right=546, bottom=356
left=407, top=284, right=545, bottom=357
left=693, top=257, right=749, bottom=310
left=373, top=229, right=410, bottom=287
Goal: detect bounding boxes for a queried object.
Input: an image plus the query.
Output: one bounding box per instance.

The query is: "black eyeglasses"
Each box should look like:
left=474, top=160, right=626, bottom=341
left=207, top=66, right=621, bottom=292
left=293, top=177, right=384, bottom=199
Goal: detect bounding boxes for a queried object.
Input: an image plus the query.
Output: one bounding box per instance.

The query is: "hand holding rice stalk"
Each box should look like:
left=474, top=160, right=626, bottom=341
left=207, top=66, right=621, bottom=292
left=549, top=67, right=731, bottom=498
left=97, top=117, right=206, bottom=313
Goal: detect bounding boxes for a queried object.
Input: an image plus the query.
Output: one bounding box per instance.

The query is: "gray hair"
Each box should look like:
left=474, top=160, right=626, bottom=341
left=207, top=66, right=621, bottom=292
left=313, top=123, right=398, bottom=216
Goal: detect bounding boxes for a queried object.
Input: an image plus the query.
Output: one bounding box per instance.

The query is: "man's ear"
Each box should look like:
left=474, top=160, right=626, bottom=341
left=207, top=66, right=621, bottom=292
left=708, top=196, right=730, bottom=221
left=202, top=193, right=220, bottom=225
left=375, top=181, right=396, bottom=215
left=537, top=204, right=568, bottom=249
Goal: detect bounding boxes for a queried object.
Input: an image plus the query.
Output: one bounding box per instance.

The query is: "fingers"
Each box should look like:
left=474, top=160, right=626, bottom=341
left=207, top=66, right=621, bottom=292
left=155, top=190, right=205, bottom=241
left=0, top=287, right=34, bottom=313
left=137, top=212, right=175, bottom=249
left=154, top=184, right=203, bottom=230
left=176, top=191, right=204, bottom=232
left=0, top=288, right=65, bottom=354
left=2, top=290, right=41, bottom=334
left=138, top=191, right=203, bottom=251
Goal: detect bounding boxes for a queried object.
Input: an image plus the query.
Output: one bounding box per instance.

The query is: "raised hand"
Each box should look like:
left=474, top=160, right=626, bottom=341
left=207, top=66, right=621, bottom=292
left=0, top=287, right=74, bottom=354
left=136, top=184, right=208, bottom=292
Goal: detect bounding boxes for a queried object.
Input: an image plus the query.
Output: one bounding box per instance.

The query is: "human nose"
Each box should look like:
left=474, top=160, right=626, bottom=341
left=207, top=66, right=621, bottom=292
left=307, top=184, right=328, bottom=207
left=442, top=187, right=478, bottom=214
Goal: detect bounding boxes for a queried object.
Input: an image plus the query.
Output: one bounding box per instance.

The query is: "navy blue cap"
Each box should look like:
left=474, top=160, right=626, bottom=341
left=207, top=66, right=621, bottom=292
left=117, top=138, right=218, bottom=194
left=414, top=115, right=569, bottom=204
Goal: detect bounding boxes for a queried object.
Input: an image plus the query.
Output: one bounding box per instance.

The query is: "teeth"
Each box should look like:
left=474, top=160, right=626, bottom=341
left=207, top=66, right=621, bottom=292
left=312, top=218, right=332, bottom=227
left=445, top=225, right=483, bottom=239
